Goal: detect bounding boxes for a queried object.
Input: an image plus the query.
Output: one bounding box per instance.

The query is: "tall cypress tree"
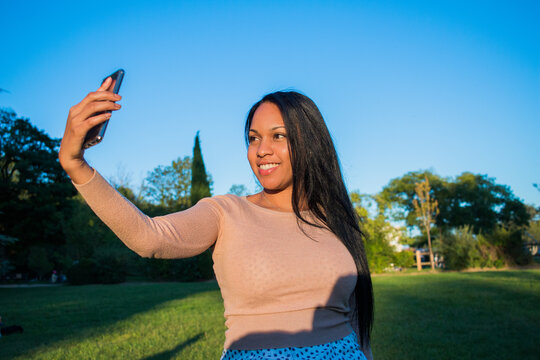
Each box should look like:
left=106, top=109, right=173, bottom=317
left=189, top=132, right=214, bottom=279
left=190, top=131, right=211, bottom=205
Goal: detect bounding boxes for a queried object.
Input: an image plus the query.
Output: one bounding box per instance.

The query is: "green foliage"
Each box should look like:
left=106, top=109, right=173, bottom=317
left=228, top=184, right=249, bottom=196
left=352, top=192, right=411, bottom=272
left=67, top=255, right=126, bottom=285
left=379, top=170, right=448, bottom=227
left=526, top=219, right=540, bottom=244
left=364, top=217, right=396, bottom=272
left=142, top=257, right=213, bottom=282
left=380, top=170, right=533, bottom=270
left=441, top=225, right=530, bottom=270
left=0, top=234, right=18, bottom=277
left=441, top=227, right=484, bottom=270
left=393, top=250, right=415, bottom=268
left=479, top=226, right=532, bottom=266
left=189, top=132, right=214, bottom=280
left=0, top=109, right=75, bottom=271
left=380, top=170, right=530, bottom=234
left=27, top=246, right=54, bottom=279
left=66, top=259, right=101, bottom=285
left=190, top=132, right=211, bottom=205
left=143, top=156, right=192, bottom=209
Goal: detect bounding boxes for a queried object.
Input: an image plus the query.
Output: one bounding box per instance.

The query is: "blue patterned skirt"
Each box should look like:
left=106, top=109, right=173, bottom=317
left=220, top=331, right=367, bottom=359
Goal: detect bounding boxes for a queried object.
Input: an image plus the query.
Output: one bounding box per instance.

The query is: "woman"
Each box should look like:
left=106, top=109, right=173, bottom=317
left=59, top=78, right=374, bottom=359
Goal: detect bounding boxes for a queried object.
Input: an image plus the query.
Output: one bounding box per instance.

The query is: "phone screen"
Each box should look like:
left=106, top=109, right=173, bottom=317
left=83, top=69, right=125, bottom=149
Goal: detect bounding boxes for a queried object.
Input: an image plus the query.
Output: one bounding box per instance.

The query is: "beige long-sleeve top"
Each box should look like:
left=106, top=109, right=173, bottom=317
left=74, top=170, right=358, bottom=350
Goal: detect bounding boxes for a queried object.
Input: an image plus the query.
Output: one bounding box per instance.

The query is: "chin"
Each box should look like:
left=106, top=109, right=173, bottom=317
left=260, top=182, right=291, bottom=193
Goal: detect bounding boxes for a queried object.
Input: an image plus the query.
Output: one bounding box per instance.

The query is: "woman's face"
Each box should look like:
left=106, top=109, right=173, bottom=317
left=247, top=102, right=293, bottom=193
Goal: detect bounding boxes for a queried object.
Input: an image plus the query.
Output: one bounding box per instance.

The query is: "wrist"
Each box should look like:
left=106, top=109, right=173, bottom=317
left=59, top=156, right=87, bottom=173
left=61, top=159, right=95, bottom=185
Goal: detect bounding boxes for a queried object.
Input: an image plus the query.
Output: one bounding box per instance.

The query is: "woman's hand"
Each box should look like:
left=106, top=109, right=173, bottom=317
left=58, top=77, right=122, bottom=184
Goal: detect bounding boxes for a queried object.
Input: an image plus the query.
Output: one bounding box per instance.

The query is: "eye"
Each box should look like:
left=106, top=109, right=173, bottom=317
left=274, top=133, right=287, bottom=140
left=248, top=135, right=259, bottom=143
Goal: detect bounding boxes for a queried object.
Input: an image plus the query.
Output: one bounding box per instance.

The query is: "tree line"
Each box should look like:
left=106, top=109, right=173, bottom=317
left=1, top=108, right=538, bottom=283
left=353, top=169, right=539, bottom=272
left=1, top=109, right=213, bottom=283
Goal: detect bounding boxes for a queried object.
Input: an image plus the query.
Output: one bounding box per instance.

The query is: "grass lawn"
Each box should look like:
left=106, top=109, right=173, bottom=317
left=1, top=269, right=539, bottom=359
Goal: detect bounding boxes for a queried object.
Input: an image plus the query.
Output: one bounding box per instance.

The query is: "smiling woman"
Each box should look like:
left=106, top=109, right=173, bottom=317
left=246, top=102, right=294, bottom=211
left=59, top=85, right=373, bottom=359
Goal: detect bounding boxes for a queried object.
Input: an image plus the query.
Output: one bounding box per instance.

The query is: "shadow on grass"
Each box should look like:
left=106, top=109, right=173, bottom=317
left=371, top=271, right=540, bottom=360
left=142, top=332, right=204, bottom=360
left=0, top=281, right=219, bottom=359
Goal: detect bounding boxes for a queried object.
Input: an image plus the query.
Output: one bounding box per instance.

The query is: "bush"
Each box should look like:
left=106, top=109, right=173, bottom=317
left=393, top=250, right=415, bottom=268
left=480, top=226, right=532, bottom=266
left=142, top=254, right=214, bottom=282
left=67, top=255, right=126, bottom=285
left=441, top=225, right=531, bottom=270
left=27, top=247, right=54, bottom=280
left=441, top=226, right=481, bottom=270
left=66, top=258, right=100, bottom=285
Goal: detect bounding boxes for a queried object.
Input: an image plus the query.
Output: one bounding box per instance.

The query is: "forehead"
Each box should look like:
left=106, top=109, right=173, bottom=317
left=250, top=102, right=284, bottom=130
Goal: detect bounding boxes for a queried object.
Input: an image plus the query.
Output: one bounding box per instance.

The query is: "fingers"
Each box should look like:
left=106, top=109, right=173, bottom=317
left=70, top=93, right=122, bottom=123
left=85, top=111, right=112, bottom=130
left=74, top=91, right=121, bottom=114
left=98, top=76, right=112, bottom=91
left=70, top=77, right=120, bottom=116
left=67, top=111, right=112, bottom=146
left=75, top=101, right=121, bottom=125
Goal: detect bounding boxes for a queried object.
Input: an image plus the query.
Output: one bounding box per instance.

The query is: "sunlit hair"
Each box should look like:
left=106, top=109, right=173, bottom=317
left=245, top=91, right=374, bottom=347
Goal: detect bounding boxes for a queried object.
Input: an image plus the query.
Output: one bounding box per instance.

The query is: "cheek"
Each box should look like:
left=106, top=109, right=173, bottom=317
left=247, top=148, right=258, bottom=172
left=279, top=147, right=292, bottom=169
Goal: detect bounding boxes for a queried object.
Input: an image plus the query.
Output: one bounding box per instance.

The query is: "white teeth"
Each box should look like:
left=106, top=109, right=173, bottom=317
left=260, top=163, right=278, bottom=170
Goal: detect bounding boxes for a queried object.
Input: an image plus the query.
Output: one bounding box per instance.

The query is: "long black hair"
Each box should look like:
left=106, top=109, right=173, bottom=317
left=245, top=91, right=374, bottom=347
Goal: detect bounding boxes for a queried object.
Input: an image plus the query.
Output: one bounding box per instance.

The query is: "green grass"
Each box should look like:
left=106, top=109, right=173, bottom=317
left=1, top=270, right=539, bottom=359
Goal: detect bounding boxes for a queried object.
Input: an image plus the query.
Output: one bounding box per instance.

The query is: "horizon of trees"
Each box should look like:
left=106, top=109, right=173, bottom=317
left=1, top=108, right=538, bottom=282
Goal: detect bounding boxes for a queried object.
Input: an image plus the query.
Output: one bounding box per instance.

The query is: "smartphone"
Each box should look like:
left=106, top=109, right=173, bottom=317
left=83, top=69, right=125, bottom=149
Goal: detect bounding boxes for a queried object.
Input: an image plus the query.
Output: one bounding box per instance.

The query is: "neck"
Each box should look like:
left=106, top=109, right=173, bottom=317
left=259, top=187, right=294, bottom=212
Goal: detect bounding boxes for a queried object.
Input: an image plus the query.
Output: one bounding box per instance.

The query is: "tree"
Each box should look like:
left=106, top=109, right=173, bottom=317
left=142, top=156, right=192, bottom=210
left=534, top=183, right=540, bottom=213
left=27, top=246, right=54, bottom=280
left=0, top=234, right=18, bottom=278
left=0, top=109, right=75, bottom=271
left=379, top=170, right=448, bottom=229
left=380, top=170, right=530, bottom=234
left=350, top=192, right=414, bottom=272
left=190, top=132, right=211, bottom=205
left=228, top=184, right=249, bottom=196
left=189, top=132, right=214, bottom=279
left=412, top=176, right=439, bottom=269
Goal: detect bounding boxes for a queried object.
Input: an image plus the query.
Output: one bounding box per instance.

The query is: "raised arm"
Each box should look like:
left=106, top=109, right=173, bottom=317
left=59, top=78, right=220, bottom=258
left=73, top=170, right=220, bottom=258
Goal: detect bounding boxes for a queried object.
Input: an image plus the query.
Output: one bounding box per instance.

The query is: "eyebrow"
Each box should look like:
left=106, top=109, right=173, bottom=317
left=249, top=126, right=286, bottom=134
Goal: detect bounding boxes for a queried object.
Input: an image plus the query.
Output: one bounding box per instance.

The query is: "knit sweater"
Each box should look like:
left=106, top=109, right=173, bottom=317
left=73, top=170, right=358, bottom=350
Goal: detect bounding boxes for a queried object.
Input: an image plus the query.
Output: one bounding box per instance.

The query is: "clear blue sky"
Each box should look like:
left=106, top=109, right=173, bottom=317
left=2, top=0, right=539, bottom=207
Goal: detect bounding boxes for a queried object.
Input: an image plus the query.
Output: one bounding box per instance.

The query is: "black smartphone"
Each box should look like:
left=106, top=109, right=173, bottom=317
left=83, top=69, right=125, bottom=149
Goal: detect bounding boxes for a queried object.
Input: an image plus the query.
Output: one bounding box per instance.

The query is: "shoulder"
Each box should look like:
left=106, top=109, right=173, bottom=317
left=198, top=194, right=248, bottom=214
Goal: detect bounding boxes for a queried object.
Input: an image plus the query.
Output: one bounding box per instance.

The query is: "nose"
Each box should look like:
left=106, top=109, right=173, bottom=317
left=256, top=137, right=273, bottom=157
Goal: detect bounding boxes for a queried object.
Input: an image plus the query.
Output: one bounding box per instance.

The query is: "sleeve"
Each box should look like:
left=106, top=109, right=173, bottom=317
left=73, top=169, right=221, bottom=259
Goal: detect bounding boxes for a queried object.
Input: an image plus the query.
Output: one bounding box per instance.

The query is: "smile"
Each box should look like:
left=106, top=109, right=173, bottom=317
left=259, top=163, right=279, bottom=170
